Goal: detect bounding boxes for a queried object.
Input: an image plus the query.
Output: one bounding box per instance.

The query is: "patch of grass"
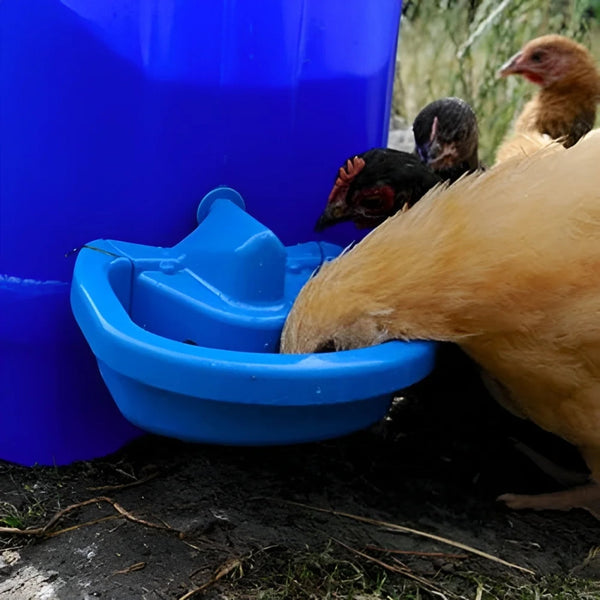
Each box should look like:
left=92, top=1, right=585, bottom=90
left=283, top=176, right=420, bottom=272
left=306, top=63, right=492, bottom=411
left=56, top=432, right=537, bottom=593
left=222, top=543, right=600, bottom=600
left=229, top=543, right=420, bottom=600
left=0, top=502, right=25, bottom=529
left=0, top=498, right=46, bottom=531
left=0, top=463, right=59, bottom=542
left=454, top=571, right=600, bottom=600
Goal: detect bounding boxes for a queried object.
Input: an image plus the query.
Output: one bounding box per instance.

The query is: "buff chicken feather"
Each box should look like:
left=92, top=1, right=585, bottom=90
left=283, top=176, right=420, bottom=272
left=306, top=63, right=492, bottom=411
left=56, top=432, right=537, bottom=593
left=281, top=130, right=600, bottom=518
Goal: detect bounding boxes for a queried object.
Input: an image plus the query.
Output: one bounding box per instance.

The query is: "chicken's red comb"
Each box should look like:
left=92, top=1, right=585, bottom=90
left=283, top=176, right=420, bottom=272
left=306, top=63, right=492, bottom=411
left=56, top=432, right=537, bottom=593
left=327, top=156, right=366, bottom=202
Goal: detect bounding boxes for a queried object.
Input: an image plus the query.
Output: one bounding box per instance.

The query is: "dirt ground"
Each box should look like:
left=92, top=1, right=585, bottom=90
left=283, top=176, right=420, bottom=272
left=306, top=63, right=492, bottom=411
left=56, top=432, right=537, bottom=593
left=2, top=347, right=600, bottom=600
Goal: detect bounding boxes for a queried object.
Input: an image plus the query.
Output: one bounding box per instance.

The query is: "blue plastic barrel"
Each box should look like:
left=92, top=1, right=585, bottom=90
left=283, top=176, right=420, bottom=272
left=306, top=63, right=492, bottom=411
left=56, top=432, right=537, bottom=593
left=0, top=0, right=402, bottom=465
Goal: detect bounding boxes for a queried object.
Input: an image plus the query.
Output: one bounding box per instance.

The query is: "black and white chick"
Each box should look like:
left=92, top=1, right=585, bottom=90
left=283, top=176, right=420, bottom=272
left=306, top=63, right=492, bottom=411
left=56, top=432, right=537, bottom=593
left=412, top=97, right=481, bottom=182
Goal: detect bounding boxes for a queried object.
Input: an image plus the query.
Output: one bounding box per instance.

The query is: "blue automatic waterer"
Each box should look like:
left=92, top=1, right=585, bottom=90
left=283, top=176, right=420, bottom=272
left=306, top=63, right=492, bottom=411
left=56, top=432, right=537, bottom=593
left=1, top=0, right=403, bottom=464
left=71, top=188, right=437, bottom=445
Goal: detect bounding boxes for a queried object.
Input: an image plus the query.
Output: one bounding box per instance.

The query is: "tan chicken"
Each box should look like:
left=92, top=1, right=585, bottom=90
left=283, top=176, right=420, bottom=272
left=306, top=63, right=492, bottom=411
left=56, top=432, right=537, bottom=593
left=495, top=34, right=600, bottom=163
left=281, top=130, right=600, bottom=518
left=494, top=131, right=561, bottom=164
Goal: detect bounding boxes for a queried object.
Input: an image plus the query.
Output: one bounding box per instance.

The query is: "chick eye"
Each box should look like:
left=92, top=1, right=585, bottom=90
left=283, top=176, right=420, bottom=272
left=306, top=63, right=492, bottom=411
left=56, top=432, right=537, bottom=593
left=361, top=196, right=384, bottom=210
left=530, top=51, right=543, bottom=62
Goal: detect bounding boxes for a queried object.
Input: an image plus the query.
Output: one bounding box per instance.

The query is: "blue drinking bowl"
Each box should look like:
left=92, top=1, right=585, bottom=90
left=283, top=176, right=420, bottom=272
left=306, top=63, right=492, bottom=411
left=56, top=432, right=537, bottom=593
left=71, top=187, right=436, bottom=445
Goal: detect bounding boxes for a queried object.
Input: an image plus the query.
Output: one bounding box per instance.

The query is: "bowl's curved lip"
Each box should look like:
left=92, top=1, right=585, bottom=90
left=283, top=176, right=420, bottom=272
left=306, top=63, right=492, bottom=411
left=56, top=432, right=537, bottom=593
left=72, top=240, right=437, bottom=407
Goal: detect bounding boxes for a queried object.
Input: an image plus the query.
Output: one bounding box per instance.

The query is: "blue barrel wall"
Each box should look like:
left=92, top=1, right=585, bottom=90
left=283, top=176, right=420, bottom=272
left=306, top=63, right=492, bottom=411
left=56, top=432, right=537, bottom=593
left=0, top=0, right=402, bottom=465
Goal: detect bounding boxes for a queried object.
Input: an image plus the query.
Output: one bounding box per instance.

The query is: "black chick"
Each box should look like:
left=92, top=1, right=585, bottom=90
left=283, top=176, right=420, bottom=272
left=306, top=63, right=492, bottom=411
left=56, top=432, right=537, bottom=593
left=315, top=148, right=442, bottom=231
left=412, top=97, right=480, bottom=182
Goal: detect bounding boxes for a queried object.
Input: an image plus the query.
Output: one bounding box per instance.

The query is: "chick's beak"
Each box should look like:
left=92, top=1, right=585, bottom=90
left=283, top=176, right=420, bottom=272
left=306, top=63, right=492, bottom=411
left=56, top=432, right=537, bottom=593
left=498, top=51, right=523, bottom=77
left=314, top=201, right=351, bottom=232
left=427, top=142, right=459, bottom=169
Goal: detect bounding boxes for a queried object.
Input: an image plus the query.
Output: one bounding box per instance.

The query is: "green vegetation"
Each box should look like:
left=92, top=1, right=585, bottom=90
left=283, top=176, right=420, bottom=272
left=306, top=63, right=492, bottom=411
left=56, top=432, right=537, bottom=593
left=225, top=545, right=600, bottom=600
left=0, top=498, right=46, bottom=531
left=394, top=0, right=600, bottom=164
